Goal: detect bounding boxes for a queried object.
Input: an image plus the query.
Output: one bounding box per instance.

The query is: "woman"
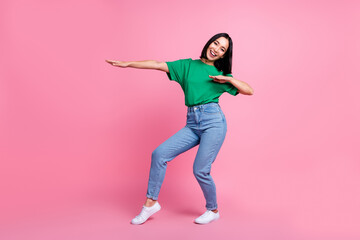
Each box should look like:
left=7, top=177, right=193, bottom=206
left=106, top=33, right=254, bottom=225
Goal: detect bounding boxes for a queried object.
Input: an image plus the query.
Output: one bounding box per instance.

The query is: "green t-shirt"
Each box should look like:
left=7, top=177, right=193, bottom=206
left=166, top=58, right=239, bottom=107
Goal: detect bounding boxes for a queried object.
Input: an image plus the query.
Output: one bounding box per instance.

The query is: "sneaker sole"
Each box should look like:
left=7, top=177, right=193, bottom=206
left=194, top=215, right=220, bottom=224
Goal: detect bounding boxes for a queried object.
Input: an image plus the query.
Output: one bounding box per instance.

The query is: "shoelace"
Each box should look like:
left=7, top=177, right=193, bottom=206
left=136, top=207, right=151, bottom=218
left=200, top=210, right=213, bottom=218
left=134, top=214, right=145, bottom=221
left=134, top=211, right=147, bottom=221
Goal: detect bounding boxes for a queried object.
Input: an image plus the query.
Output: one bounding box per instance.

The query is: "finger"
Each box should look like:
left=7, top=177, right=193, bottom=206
left=213, top=79, right=225, bottom=83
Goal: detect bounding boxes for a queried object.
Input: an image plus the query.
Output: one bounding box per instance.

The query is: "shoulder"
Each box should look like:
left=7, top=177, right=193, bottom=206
left=166, top=58, right=192, bottom=64
left=177, top=58, right=193, bottom=61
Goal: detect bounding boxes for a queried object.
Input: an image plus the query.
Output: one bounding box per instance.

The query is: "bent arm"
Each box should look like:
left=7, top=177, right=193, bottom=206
left=229, top=77, right=254, bottom=95
left=209, top=75, right=254, bottom=95
left=106, top=59, right=169, bottom=73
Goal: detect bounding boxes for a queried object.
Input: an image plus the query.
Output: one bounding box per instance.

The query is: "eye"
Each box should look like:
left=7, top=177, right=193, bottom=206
left=214, top=41, right=218, bottom=45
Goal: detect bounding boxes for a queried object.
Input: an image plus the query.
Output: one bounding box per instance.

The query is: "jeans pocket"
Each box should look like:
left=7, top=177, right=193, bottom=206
left=203, top=106, right=220, bottom=114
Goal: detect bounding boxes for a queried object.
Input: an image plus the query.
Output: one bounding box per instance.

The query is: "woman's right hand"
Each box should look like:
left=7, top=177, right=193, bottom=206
left=105, top=59, right=129, bottom=68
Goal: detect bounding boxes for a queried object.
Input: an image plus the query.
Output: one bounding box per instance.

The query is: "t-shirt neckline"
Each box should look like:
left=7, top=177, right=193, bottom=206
left=198, top=59, right=217, bottom=68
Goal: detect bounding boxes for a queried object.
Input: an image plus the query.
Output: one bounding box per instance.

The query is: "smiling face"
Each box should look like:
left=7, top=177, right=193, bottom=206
left=206, top=37, right=229, bottom=62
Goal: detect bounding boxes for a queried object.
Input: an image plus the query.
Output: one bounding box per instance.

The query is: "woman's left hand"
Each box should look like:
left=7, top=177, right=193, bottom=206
left=209, top=75, right=231, bottom=83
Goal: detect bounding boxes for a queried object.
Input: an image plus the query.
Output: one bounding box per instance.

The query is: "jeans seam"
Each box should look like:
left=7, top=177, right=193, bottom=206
left=149, top=128, right=199, bottom=199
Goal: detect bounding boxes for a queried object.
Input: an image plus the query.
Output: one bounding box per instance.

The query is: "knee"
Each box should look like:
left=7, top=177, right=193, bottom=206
left=193, top=167, right=209, bottom=180
left=152, top=147, right=162, bottom=161
left=151, top=146, right=168, bottom=166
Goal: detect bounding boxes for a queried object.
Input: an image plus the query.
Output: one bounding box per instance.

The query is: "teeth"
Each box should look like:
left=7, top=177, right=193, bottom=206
left=210, top=50, right=216, bottom=56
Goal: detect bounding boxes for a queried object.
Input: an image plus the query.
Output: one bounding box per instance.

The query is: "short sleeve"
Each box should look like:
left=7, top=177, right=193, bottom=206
left=225, top=73, right=239, bottom=96
left=165, top=58, right=192, bottom=85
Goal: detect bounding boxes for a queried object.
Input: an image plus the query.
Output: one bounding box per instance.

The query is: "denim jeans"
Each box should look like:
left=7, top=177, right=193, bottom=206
left=146, top=102, right=227, bottom=210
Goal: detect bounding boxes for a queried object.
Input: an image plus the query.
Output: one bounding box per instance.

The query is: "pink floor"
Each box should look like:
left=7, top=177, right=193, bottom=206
left=1, top=191, right=359, bottom=240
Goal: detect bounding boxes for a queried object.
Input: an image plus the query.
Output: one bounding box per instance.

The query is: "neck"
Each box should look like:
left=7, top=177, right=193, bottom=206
left=200, top=58, right=214, bottom=66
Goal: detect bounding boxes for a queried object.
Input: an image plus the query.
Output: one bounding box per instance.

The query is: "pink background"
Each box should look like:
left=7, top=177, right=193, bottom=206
left=1, top=0, right=359, bottom=239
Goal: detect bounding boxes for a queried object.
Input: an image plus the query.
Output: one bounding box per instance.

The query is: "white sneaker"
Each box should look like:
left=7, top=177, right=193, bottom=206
left=194, top=210, right=220, bottom=224
left=131, top=202, right=161, bottom=225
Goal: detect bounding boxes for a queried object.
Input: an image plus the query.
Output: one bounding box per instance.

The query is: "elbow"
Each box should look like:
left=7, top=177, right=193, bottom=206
left=237, top=88, right=254, bottom=95
left=157, top=61, right=169, bottom=72
left=245, top=87, right=254, bottom=95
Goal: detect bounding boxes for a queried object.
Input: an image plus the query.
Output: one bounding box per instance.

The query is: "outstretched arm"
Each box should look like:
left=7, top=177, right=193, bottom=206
left=105, top=60, right=169, bottom=73
left=209, top=75, right=254, bottom=95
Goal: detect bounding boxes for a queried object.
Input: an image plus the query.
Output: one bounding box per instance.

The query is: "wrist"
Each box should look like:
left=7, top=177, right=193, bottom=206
left=228, top=77, right=235, bottom=84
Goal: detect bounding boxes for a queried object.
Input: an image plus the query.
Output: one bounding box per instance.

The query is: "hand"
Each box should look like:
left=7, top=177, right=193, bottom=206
left=209, top=75, right=231, bottom=84
left=105, top=59, right=129, bottom=68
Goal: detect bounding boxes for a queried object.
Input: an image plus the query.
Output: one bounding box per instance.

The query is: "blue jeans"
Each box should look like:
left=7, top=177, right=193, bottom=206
left=146, top=102, right=227, bottom=210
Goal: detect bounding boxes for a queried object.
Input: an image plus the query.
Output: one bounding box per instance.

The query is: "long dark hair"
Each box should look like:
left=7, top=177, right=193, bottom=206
left=200, top=33, right=233, bottom=75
